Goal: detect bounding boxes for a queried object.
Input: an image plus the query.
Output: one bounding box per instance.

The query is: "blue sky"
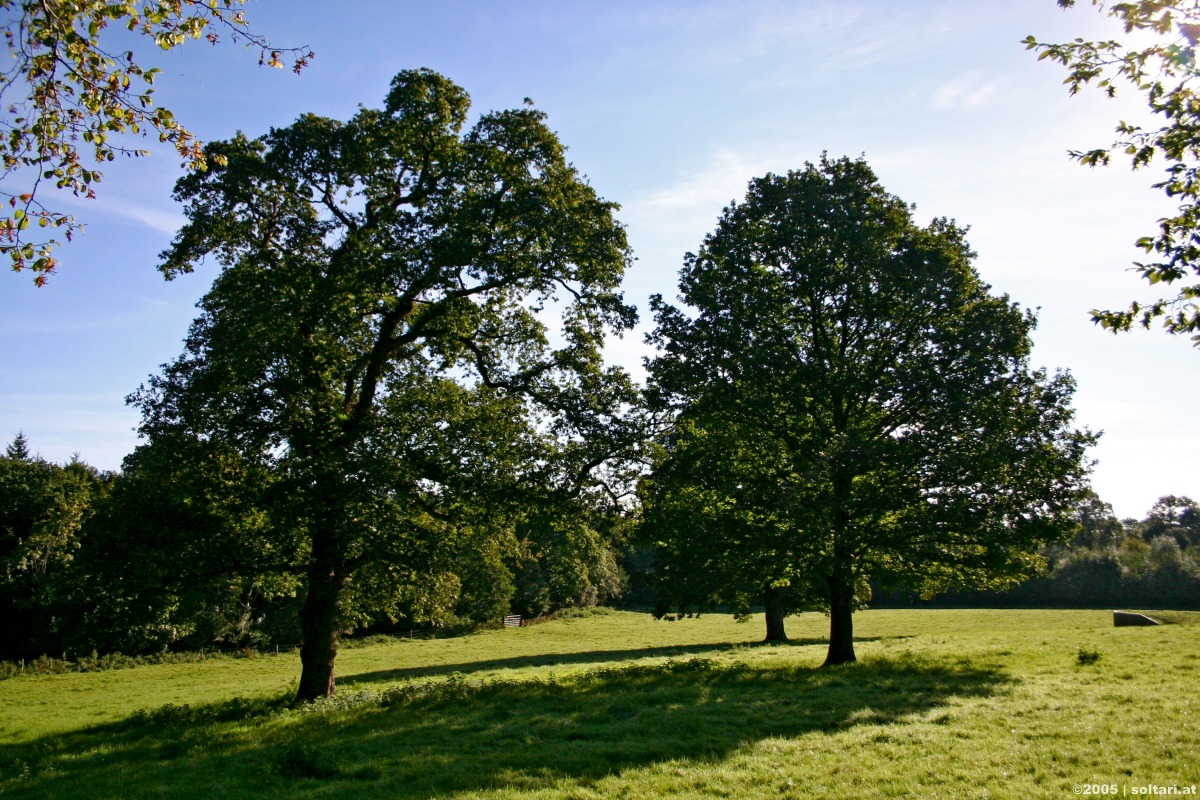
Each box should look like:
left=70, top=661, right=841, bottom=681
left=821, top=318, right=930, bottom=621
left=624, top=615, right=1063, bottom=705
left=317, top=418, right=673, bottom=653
left=1, top=0, right=1196, bottom=519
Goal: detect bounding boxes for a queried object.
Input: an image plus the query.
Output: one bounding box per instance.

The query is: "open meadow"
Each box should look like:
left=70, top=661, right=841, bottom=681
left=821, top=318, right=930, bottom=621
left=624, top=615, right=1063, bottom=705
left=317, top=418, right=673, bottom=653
left=1, top=608, right=1197, bottom=799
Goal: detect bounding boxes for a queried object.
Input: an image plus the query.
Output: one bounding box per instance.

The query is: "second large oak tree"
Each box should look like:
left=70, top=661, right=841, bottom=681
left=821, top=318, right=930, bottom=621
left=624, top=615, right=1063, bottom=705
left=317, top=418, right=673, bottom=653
left=643, top=156, right=1096, bottom=664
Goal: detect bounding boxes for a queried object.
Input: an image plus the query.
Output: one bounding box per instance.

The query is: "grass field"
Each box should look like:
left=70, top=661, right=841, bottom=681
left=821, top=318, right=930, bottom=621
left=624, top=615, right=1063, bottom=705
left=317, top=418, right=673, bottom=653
left=1, top=608, right=1197, bottom=799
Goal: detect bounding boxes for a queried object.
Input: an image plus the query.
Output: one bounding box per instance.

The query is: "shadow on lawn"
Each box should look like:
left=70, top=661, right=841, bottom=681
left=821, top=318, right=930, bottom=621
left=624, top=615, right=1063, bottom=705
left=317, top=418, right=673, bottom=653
left=338, top=637, right=882, bottom=686
left=0, top=650, right=1007, bottom=799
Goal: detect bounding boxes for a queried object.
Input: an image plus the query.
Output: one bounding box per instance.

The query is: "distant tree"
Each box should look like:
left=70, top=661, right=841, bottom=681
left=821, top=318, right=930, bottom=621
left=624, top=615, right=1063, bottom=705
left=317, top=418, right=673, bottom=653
left=0, top=440, right=111, bottom=660
left=871, top=487, right=1200, bottom=610
left=0, top=0, right=311, bottom=284
left=511, top=500, right=628, bottom=618
left=645, top=156, right=1096, bottom=665
left=1025, top=0, right=1200, bottom=344
left=132, top=69, right=641, bottom=700
left=1139, top=495, right=1200, bottom=546
left=5, top=432, right=31, bottom=461
left=639, top=413, right=827, bottom=642
left=65, top=434, right=302, bottom=655
left=1119, top=535, right=1154, bottom=577
left=1068, top=491, right=1127, bottom=551
left=1049, top=547, right=1125, bottom=606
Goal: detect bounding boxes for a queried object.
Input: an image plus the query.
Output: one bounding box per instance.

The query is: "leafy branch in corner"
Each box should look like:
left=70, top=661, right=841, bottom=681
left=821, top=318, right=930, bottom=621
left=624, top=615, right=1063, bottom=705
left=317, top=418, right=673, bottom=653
left=0, top=0, right=312, bottom=285
left=1025, top=0, right=1200, bottom=344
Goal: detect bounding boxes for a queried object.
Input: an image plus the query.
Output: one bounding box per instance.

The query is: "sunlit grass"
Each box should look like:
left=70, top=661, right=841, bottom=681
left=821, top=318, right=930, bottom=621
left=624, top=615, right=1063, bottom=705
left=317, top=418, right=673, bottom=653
left=1, top=608, right=1197, bottom=798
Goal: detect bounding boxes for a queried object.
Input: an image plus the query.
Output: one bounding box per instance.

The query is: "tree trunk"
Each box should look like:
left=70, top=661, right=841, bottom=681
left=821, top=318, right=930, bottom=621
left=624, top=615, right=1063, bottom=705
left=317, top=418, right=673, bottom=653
left=763, top=584, right=789, bottom=642
left=296, top=558, right=346, bottom=702
left=823, top=570, right=856, bottom=666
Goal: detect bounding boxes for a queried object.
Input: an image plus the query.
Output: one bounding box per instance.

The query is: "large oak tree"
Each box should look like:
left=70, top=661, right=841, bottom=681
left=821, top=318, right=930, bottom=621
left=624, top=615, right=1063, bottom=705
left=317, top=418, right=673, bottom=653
left=643, top=156, right=1096, bottom=664
left=132, top=69, right=641, bottom=701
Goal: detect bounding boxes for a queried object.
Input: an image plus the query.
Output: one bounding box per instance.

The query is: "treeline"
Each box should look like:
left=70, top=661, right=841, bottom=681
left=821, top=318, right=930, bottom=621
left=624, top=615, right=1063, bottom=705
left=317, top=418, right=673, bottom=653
left=873, top=494, right=1200, bottom=610
left=6, top=430, right=1197, bottom=663
left=6, top=434, right=1195, bottom=662
left=0, top=434, right=626, bottom=662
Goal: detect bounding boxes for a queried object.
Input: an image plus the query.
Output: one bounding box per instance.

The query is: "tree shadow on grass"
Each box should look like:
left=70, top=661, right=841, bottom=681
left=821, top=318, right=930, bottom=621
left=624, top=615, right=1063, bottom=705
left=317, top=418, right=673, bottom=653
left=0, top=650, right=1007, bottom=800
left=338, top=637, right=885, bottom=686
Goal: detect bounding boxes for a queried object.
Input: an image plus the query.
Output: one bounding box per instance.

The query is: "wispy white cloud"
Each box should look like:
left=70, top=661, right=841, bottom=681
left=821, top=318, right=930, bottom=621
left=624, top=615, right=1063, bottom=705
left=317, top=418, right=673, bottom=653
left=54, top=190, right=184, bottom=235
left=930, top=72, right=1007, bottom=110
left=617, top=144, right=834, bottom=309
left=602, top=2, right=956, bottom=96
left=625, top=148, right=777, bottom=226
left=619, top=147, right=781, bottom=292
left=98, top=198, right=184, bottom=235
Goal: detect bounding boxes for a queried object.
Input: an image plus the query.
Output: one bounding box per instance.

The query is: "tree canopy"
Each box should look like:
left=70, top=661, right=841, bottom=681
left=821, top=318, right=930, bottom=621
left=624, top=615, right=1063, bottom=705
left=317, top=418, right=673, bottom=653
left=63, top=433, right=300, bottom=656
left=0, top=0, right=311, bottom=284
left=1025, top=0, right=1200, bottom=344
left=638, top=412, right=825, bottom=642
left=0, top=434, right=112, bottom=660
left=132, top=69, right=642, bottom=701
left=642, top=155, right=1096, bottom=664
left=1138, top=494, right=1200, bottom=546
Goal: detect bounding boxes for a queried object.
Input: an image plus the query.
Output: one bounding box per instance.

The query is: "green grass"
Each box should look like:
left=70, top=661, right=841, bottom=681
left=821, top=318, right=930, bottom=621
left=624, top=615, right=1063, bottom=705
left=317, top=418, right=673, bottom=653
left=1136, top=610, right=1200, bottom=626
left=1, top=608, right=1197, bottom=798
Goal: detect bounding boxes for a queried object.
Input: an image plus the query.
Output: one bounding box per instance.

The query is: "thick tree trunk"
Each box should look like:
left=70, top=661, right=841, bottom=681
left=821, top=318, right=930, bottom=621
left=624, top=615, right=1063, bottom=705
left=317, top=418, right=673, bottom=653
left=763, top=584, right=789, bottom=642
left=296, top=560, right=346, bottom=702
left=823, top=570, right=856, bottom=666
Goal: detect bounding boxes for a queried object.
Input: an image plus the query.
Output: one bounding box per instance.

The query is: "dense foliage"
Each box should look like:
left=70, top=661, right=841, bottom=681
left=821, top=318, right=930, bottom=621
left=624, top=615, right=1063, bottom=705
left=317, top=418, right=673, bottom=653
left=0, top=433, right=632, bottom=663
left=132, top=69, right=643, bottom=700
left=641, top=156, right=1097, bottom=664
left=1, top=429, right=1194, bottom=667
left=0, top=434, right=113, bottom=660
left=875, top=493, right=1200, bottom=609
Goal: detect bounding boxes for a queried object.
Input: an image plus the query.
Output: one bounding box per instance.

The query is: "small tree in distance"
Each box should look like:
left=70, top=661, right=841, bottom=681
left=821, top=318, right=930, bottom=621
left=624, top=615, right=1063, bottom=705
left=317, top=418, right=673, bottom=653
left=5, top=432, right=31, bottom=461
left=643, top=156, right=1097, bottom=665
left=639, top=413, right=825, bottom=642
left=0, top=435, right=112, bottom=660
